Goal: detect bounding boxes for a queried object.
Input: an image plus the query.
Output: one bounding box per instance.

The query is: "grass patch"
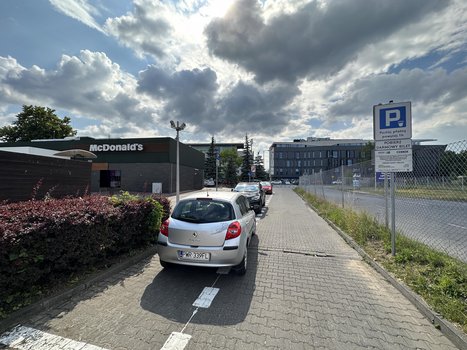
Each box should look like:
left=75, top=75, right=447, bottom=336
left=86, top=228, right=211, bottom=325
left=295, top=187, right=467, bottom=334
left=364, top=186, right=467, bottom=202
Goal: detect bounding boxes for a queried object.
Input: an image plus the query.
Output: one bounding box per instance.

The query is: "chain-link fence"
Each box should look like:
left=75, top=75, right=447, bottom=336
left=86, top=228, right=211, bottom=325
left=299, top=140, right=467, bottom=263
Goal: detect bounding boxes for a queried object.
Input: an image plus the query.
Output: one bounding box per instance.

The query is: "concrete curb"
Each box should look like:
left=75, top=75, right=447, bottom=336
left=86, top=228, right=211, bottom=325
left=299, top=194, right=467, bottom=350
left=0, top=246, right=158, bottom=334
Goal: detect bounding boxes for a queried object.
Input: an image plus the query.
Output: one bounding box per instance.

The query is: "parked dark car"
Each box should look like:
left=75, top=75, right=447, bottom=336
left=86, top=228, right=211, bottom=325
left=232, top=182, right=266, bottom=214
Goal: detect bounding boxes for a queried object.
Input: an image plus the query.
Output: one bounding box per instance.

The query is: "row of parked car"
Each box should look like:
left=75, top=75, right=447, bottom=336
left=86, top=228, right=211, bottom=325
left=157, top=181, right=274, bottom=275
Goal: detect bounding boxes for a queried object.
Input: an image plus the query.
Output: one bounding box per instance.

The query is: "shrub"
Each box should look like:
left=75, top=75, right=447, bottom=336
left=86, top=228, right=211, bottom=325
left=0, top=193, right=167, bottom=317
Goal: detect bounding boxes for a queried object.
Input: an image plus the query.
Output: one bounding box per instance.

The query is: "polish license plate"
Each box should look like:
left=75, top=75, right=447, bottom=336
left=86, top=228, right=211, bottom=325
left=178, top=251, right=210, bottom=261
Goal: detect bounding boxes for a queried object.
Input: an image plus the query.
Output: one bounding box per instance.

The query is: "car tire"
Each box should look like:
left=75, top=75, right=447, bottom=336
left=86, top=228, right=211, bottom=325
left=234, top=246, right=247, bottom=276
left=160, top=259, right=172, bottom=269
left=254, top=208, right=261, bottom=214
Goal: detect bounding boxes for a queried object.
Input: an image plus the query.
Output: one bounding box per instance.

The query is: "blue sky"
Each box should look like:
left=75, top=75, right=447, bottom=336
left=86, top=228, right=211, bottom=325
left=0, top=0, right=466, bottom=160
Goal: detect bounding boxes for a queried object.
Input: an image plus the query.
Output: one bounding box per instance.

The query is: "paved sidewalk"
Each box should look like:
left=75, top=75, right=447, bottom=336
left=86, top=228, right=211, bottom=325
left=0, top=187, right=460, bottom=349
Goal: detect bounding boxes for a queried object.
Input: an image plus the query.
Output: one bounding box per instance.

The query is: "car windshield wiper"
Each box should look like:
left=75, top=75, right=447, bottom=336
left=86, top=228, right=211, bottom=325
left=175, top=215, right=200, bottom=223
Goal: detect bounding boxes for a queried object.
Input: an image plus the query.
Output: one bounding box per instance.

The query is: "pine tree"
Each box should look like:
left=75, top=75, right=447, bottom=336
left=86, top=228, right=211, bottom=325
left=204, top=136, right=217, bottom=180
left=241, top=134, right=254, bottom=181
left=254, top=153, right=268, bottom=180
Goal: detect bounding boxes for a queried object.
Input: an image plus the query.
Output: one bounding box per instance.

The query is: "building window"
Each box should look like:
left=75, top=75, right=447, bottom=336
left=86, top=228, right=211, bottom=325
left=332, top=150, right=338, bottom=158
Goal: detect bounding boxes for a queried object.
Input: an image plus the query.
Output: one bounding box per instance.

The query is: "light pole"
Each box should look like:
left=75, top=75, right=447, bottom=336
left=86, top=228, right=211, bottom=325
left=170, top=120, right=186, bottom=204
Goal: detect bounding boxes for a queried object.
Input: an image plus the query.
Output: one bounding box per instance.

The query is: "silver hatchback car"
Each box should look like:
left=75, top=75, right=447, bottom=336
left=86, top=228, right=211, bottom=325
left=157, top=191, right=256, bottom=275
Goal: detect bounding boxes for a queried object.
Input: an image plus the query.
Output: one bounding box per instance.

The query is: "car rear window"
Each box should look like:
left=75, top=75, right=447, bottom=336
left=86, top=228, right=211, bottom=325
left=172, top=199, right=235, bottom=223
left=234, top=185, right=259, bottom=192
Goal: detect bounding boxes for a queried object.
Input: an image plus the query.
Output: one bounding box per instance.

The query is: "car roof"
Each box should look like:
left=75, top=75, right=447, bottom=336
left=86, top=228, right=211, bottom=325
left=236, top=182, right=259, bottom=186
left=182, top=190, right=242, bottom=202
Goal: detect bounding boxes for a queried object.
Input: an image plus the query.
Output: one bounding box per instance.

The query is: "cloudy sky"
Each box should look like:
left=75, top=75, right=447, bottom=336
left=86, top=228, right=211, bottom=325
left=1, top=0, right=466, bottom=163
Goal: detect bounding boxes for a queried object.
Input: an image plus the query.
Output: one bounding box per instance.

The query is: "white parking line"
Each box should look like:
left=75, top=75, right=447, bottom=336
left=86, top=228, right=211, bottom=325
left=160, top=332, right=192, bottom=350
left=448, top=223, right=467, bottom=230
left=0, top=325, right=108, bottom=350
left=193, top=287, right=219, bottom=308
left=161, top=275, right=222, bottom=350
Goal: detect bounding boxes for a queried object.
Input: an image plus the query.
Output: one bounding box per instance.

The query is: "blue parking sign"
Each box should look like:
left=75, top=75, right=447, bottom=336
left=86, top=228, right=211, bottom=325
left=373, top=101, right=411, bottom=141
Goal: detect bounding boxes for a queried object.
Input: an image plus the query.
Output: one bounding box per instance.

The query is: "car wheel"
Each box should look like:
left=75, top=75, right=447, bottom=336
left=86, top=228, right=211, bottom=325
left=254, top=207, right=261, bottom=214
left=160, top=259, right=172, bottom=269
left=234, top=246, right=247, bottom=276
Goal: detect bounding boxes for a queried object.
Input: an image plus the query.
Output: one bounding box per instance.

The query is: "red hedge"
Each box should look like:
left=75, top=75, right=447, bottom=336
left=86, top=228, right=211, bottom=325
left=0, top=194, right=170, bottom=316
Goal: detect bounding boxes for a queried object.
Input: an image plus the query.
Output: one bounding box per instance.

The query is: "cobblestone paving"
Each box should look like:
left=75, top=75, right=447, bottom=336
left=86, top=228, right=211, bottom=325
left=6, top=187, right=459, bottom=349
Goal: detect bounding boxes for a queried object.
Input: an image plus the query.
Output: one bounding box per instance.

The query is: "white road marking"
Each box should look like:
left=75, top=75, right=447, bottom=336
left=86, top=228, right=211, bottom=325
left=192, top=287, right=219, bottom=308
left=161, top=275, right=222, bottom=350
left=160, top=332, right=192, bottom=350
left=0, top=325, right=108, bottom=350
left=448, top=223, right=467, bottom=230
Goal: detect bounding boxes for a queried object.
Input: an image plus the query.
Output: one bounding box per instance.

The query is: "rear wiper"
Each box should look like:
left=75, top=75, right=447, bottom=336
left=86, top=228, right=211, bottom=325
left=177, top=216, right=200, bottom=223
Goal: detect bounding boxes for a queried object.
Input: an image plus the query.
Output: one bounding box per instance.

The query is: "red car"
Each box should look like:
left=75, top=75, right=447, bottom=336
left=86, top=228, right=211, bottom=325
left=260, top=181, right=273, bottom=194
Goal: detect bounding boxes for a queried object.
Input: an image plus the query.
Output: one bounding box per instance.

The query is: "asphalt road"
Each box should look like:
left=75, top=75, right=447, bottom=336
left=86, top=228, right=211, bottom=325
left=303, top=185, right=467, bottom=263
left=0, top=187, right=461, bottom=349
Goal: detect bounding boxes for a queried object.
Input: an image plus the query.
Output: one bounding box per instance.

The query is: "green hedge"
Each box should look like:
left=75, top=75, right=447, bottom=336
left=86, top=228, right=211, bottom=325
left=0, top=193, right=170, bottom=317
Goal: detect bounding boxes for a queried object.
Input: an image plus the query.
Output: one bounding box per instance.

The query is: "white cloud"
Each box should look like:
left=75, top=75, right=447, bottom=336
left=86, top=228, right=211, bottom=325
left=49, top=0, right=105, bottom=33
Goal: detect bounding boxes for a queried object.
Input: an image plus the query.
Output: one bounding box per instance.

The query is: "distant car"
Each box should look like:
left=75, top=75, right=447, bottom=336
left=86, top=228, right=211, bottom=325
left=283, top=180, right=291, bottom=185
left=232, top=182, right=266, bottom=214
left=260, top=181, right=273, bottom=194
left=204, top=178, right=215, bottom=187
left=271, top=180, right=282, bottom=185
left=158, top=191, right=256, bottom=275
left=332, top=180, right=343, bottom=185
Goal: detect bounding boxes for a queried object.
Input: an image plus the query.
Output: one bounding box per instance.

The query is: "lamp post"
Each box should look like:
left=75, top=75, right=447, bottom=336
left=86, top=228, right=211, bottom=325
left=170, top=120, right=186, bottom=204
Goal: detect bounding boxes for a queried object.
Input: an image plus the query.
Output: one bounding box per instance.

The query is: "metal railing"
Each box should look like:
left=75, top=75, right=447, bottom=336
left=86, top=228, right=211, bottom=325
left=299, top=140, right=467, bottom=263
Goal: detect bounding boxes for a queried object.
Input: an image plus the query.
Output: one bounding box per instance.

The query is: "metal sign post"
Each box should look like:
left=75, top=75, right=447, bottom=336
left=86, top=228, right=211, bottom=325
left=373, top=101, right=413, bottom=257
left=384, top=173, right=389, bottom=229
left=391, top=173, right=396, bottom=256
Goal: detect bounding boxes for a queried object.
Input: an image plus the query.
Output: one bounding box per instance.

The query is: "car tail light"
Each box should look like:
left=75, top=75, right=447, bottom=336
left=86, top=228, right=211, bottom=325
left=160, top=219, right=169, bottom=237
left=226, top=221, right=242, bottom=240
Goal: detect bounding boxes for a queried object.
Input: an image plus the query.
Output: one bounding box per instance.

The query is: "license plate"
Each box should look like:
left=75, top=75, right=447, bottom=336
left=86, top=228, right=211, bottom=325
left=178, top=251, right=210, bottom=261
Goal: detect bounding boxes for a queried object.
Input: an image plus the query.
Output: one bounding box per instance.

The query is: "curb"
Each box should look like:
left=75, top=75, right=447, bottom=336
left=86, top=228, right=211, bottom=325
left=299, top=194, right=467, bottom=350
left=0, top=246, right=158, bottom=334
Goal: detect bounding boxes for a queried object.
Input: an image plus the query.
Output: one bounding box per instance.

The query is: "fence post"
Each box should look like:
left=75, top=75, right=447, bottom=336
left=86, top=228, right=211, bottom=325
left=320, top=169, right=325, bottom=199
left=341, top=164, right=344, bottom=208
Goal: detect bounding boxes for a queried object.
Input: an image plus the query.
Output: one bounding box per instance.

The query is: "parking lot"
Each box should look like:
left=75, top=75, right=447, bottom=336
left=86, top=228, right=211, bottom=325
left=0, top=187, right=458, bottom=349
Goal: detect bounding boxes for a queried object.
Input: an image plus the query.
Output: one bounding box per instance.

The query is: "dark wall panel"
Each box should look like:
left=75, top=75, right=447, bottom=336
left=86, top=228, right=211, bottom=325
left=0, top=151, right=91, bottom=202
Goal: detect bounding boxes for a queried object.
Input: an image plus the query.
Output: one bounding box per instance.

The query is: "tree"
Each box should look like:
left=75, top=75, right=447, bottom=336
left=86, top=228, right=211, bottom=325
left=220, top=148, right=241, bottom=186
left=254, top=152, right=268, bottom=180
left=204, top=136, right=217, bottom=179
left=437, top=150, right=467, bottom=177
left=240, top=134, right=254, bottom=181
left=0, top=105, right=77, bottom=142
left=360, top=141, right=374, bottom=162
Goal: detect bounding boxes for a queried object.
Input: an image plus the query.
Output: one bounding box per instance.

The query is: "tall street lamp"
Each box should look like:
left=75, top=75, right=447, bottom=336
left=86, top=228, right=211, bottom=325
left=170, top=120, right=186, bottom=204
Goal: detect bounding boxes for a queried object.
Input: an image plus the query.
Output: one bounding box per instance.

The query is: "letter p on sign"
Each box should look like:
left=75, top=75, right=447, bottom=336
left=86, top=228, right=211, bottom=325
left=385, top=109, right=401, bottom=127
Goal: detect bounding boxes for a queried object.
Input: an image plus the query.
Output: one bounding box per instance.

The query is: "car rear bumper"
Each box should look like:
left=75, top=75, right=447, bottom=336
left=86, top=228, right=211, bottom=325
left=157, top=241, right=245, bottom=267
